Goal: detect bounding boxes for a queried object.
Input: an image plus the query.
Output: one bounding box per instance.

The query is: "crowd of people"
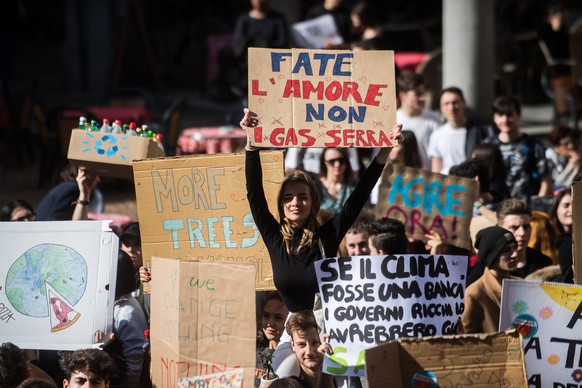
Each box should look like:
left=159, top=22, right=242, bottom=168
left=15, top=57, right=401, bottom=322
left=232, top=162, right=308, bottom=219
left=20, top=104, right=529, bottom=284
left=238, top=71, right=578, bottom=382
left=2, top=64, right=580, bottom=388
left=2, top=0, right=581, bottom=387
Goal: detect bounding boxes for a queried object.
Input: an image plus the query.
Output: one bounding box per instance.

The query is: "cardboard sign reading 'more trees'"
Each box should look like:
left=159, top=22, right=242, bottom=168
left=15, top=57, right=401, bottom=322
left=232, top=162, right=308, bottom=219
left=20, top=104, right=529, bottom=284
left=247, top=48, right=397, bottom=148
left=133, top=152, right=284, bottom=290
left=499, top=280, right=582, bottom=387
left=376, top=165, right=478, bottom=249
left=315, top=254, right=467, bottom=376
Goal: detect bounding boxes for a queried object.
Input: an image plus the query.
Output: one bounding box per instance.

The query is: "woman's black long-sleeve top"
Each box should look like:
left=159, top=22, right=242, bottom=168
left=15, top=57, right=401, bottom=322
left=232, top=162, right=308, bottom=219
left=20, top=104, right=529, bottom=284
left=245, top=149, right=384, bottom=312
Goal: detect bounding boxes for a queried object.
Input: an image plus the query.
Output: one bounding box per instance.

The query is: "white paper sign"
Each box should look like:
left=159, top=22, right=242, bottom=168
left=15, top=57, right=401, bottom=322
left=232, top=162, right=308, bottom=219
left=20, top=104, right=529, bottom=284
left=499, top=279, right=582, bottom=387
left=0, top=220, right=117, bottom=350
left=315, top=254, right=467, bottom=376
left=291, top=14, right=344, bottom=49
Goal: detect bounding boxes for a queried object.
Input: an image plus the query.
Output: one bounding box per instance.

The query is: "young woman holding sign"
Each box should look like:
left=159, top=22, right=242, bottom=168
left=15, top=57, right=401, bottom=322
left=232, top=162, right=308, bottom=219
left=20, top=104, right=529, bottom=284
left=242, top=108, right=402, bottom=377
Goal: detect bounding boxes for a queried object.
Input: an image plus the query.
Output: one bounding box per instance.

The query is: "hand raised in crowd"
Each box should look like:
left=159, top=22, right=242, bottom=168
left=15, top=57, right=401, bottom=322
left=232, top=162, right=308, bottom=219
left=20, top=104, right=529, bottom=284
left=375, top=124, right=404, bottom=165
left=95, top=330, right=115, bottom=344
left=139, top=266, right=151, bottom=283
left=240, top=108, right=261, bottom=151
left=76, top=167, right=100, bottom=200
left=318, top=333, right=334, bottom=356
left=425, top=231, right=446, bottom=255
left=72, top=167, right=100, bottom=221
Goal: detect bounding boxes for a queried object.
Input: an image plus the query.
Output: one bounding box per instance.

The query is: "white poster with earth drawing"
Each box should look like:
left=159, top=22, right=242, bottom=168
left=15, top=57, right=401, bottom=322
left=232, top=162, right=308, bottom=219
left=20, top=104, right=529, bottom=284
left=0, top=220, right=117, bottom=350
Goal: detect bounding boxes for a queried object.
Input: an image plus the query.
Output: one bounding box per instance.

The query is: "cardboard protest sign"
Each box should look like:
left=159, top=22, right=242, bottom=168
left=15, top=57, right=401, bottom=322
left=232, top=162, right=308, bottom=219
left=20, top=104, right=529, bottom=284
left=376, top=164, right=478, bottom=249
left=133, top=151, right=284, bottom=291
left=499, top=279, right=582, bottom=387
left=291, top=14, right=344, bottom=49
left=0, top=221, right=117, bottom=350
left=150, top=258, right=256, bottom=388
left=365, top=329, right=527, bottom=387
left=571, top=181, right=581, bottom=284
left=247, top=48, right=397, bottom=148
left=68, top=129, right=165, bottom=179
left=177, top=368, right=243, bottom=388
left=315, top=254, right=467, bottom=376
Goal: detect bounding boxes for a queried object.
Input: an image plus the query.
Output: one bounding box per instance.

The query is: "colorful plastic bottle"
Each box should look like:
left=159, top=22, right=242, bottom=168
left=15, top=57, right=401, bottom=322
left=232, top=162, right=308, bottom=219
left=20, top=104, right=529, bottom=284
left=100, top=118, right=111, bottom=133
left=78, top=116, right=87, bottom=130
left=153, top=133, right=165, bottom=152
left=111, top=119, right=123, bottom=134
left=126, top=122, right=138, bottom=136
left=89, top=120, right=100, bottom=131
left=139, top=124, right=149, bottom=137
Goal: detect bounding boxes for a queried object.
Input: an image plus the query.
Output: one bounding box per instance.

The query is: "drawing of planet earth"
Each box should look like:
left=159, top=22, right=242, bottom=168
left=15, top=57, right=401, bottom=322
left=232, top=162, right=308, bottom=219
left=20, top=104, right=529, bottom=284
left=5, top=244, right=87, bottom=317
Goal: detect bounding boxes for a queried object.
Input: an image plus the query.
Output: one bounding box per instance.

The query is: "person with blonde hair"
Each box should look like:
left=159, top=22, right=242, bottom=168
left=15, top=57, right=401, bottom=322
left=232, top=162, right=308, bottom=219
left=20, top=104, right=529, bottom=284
left=528, top=210, right=559, bottom=263
left=242, top=108, right=402, bottom=377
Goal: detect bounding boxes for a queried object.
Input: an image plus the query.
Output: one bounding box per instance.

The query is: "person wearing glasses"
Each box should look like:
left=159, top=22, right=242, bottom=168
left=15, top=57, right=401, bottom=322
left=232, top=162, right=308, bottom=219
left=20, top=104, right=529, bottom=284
left=316, top=148, right=358, bottom=214
left=1, top=199, right=36, bottom=221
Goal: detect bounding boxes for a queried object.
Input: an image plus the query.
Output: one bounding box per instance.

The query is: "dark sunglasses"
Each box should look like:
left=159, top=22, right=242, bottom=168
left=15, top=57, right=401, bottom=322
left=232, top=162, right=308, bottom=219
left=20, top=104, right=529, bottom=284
left=14, top=213, right=36, bottom=222
left=325, top=157, right=346, bottom=166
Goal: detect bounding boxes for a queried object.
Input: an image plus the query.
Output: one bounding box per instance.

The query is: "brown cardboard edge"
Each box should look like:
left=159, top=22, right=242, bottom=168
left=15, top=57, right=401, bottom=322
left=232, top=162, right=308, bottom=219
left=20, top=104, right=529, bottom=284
left=365, top=329, right=526, bottom=387
left=572, top=181, right=581, bottom=285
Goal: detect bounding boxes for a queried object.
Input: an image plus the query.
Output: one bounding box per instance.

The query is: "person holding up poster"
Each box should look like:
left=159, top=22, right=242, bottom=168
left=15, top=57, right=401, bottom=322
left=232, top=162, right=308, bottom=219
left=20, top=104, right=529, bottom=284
left=242, top=108, right=402, bottom=377
left=462, top=226, right=519, bottom=334
left=243, top=107, right=402, bottom=312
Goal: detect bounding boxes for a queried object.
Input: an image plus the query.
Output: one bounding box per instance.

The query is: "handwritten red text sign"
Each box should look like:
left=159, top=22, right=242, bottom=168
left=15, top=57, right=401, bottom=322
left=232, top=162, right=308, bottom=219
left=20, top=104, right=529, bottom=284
left=248, top=48, right=397, bottom=148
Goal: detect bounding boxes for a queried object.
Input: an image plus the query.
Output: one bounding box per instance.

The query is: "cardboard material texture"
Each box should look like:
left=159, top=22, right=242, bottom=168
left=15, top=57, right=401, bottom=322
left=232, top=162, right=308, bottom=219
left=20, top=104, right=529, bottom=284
left=150, top=258, right=256, bottom=388
left=376, top=164, right=478, bottom=249
left=133, top=151, right=284, bottom=291
left=67, top=129, right=165, bottom=179
left=571, top=181, right=581, bottom=284
left=247, top=48, right=397, bottom=148
left=365, top=329, right=527, bottom=387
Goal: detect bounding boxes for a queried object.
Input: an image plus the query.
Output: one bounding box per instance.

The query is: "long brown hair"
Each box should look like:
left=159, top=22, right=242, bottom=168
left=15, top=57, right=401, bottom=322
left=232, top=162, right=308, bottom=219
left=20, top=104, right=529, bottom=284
left=318, top=148, right=353, bottom=182
left=277, top=170, right=321, bottom=254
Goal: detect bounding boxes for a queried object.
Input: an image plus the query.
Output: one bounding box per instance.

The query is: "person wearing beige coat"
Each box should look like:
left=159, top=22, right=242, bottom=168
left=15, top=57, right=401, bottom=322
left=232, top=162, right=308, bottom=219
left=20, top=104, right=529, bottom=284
left=462, top=226, right=520, bottom=334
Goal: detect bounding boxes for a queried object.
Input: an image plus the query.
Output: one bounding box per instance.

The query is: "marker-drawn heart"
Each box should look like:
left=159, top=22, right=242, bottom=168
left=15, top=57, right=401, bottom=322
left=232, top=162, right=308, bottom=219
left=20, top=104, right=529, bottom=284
left=258, top=98, right=264, bottom=103
left=382, top=105, right=389, bottom=110
left=359, top=76, right=367, bottom=83
left=278, top=74, right=285, bottom=79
